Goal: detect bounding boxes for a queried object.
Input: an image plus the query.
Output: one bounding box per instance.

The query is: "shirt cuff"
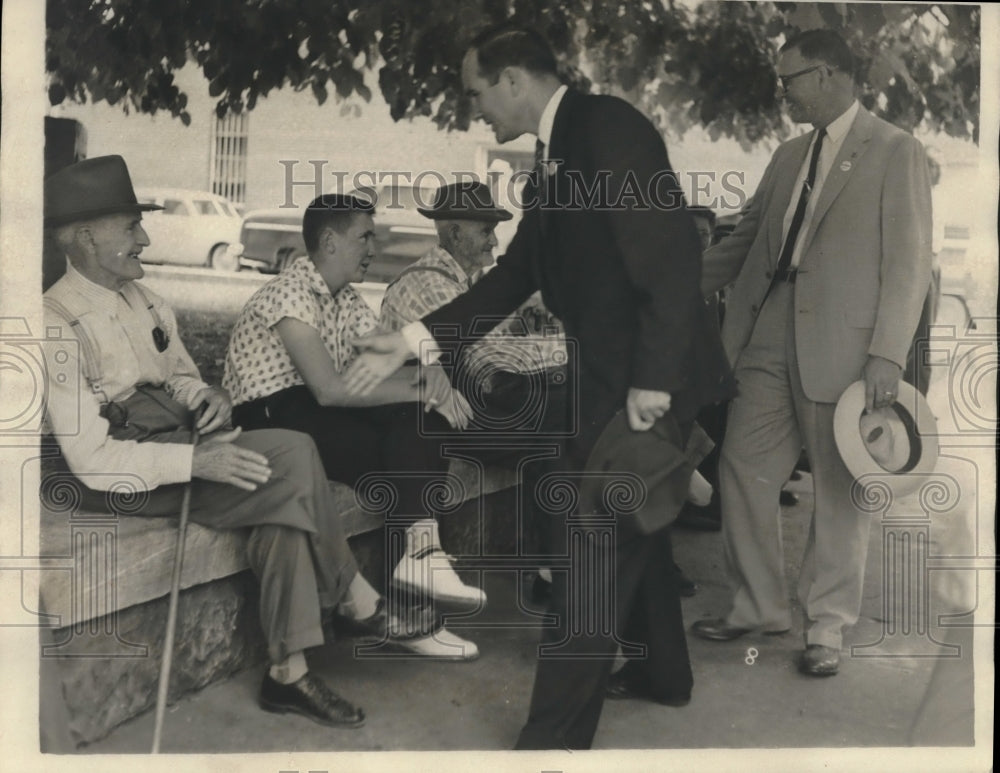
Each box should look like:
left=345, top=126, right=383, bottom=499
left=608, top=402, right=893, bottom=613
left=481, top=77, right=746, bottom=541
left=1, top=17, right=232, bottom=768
left=159, top=443, right=196, bottom=486
left=401, top=321, right=441, bottom=366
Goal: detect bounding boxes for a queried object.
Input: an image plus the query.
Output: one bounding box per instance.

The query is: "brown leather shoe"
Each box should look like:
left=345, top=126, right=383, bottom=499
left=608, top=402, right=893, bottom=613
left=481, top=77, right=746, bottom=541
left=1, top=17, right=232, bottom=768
left=798, top=644, right=840, bottom=676
left=690, top=618, right=753, bottom=641
left=259, top=672, right=365, bottom=727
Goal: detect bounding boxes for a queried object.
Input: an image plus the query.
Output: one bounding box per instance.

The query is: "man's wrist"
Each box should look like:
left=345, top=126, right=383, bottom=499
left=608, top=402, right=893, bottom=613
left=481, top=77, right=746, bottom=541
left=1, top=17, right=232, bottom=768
left=401, top=322, right=441, bottom=366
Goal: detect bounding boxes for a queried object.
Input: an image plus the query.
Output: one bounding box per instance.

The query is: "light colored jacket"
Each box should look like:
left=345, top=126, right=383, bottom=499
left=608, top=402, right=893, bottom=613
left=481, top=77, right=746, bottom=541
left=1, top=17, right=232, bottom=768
left=703, top=106, right=933, bottom=403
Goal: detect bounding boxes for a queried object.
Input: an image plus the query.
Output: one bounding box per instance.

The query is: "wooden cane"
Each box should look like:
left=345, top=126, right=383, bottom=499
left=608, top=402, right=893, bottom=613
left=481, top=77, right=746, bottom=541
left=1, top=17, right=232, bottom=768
left=151, top=419, right=201, bottom=753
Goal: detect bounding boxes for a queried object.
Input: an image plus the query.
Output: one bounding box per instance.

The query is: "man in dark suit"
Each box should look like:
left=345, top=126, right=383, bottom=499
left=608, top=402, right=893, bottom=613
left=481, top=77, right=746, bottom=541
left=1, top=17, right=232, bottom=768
left=346, top=23, right=733, bottom=749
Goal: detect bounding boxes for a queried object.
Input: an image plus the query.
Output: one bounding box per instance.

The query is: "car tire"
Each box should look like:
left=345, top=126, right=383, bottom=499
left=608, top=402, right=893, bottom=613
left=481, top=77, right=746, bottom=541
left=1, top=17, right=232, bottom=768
left=210, top=243, right=239, bottom=272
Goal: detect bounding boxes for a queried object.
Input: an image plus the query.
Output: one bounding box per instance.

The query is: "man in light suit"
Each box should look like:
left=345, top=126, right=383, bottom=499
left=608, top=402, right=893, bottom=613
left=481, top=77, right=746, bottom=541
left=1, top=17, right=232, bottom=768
left=345, top=23, right=734, bottom=748
left=695, top=29, right=932, bottom=676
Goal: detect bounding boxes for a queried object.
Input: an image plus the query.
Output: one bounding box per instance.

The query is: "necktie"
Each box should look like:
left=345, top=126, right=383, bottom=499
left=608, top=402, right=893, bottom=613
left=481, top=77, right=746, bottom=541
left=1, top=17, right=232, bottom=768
left=532, top=139, right=548, bottom=234
left=775, top=128, right=826, bottom=274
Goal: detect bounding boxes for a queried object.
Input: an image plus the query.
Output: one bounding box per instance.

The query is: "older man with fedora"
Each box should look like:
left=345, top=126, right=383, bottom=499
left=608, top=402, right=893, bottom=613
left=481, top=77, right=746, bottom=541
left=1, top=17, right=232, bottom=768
left=380, top=180, right=570, bottom=602
left=42, top=155, right=405, bottom=729
left=380, top=181, right=568, bottom=438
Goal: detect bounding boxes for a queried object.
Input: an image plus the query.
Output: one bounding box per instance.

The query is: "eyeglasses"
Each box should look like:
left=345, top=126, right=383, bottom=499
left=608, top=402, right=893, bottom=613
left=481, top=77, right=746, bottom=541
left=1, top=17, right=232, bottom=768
left=778, top=64, right=824, bottom=92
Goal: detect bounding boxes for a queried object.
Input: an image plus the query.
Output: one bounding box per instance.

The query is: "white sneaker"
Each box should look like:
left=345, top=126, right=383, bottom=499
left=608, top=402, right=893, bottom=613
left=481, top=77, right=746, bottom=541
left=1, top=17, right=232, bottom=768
left=393, top=627, right=480, bottom=660
left=391, top=519, right=486, bottom=612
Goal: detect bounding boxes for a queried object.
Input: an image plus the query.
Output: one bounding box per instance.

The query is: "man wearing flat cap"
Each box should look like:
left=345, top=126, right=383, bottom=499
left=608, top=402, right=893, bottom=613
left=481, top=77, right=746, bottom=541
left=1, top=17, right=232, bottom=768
left=42, top=155, right=405, bottom=729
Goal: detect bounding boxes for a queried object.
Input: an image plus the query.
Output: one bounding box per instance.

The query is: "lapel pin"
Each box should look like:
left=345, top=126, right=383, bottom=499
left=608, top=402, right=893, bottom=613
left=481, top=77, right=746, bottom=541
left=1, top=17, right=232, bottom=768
left=840, top=160, right=852, bottom=172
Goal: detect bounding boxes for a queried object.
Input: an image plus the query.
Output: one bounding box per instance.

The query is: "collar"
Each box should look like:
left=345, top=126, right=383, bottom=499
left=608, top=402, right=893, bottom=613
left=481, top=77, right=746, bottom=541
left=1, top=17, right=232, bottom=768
left=62, top=261, right=127, bottom=307
left=289, top=255, right=334, bottom=297
left=428, top=245, right=474, bottom=285
left=537, top=84, right=568, bottom=156
left=821, top=100, right=859, bottom=145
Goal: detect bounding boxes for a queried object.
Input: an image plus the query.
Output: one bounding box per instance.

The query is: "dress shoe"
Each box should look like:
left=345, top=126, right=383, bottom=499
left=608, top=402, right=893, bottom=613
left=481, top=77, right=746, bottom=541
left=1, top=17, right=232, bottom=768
left=326, top=597, right=389, bottom=642
left=690, top=618, right=789, bottom=641
left=779, top=489, right=800, bottom=507
left=690, top=618, right=753, bottom=641
left=392, top=627, right=479, bottom=660
left=392, top=520, right=486, bottom=611
left=674, top=499, right=722, bottom=531
left=327, top=599, right=442, bottom=642
left=606, top=671, right=690, bottom=707
left=259, top=672, right=365, bottom=727
left=798, top=644, right=840, bottom=676
left=387, top=602, right=440, bottom=640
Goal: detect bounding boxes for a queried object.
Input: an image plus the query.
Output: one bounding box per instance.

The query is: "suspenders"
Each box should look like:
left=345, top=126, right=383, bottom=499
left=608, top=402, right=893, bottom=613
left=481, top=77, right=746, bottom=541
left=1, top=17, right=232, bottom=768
left=43, top=283, right=168, bottom=406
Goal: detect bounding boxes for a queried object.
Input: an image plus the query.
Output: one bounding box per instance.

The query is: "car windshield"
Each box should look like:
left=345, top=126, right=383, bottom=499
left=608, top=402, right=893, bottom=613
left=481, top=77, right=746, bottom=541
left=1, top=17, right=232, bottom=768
left=216, top=200, right=236, bottom=217
left=162, top=199, right=189, bottom=215
left=193, top=199, right=221, bottom=215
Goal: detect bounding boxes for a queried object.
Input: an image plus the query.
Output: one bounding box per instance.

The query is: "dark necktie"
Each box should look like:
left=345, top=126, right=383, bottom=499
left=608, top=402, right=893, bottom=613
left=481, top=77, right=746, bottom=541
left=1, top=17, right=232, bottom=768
left=533, top=139, right=546, bottom=184
left=776, top=128, right=826, bottom=274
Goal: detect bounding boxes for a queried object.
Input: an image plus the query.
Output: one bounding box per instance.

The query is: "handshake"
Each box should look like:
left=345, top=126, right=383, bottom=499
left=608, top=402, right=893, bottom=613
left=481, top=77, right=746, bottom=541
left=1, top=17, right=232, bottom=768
left=346, top=330, right=471, bottom=430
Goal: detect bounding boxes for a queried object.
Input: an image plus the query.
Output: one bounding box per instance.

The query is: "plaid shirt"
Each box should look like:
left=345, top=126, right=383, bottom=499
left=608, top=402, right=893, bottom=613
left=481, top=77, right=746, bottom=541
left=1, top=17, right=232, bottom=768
left=379, top=246, right=567, bottom=382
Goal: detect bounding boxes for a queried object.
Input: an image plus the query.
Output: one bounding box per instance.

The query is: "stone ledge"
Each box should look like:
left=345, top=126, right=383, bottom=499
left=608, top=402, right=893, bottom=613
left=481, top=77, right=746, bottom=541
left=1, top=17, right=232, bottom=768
left=40, top=571, right=266, bottom=749
left=39, top=458, right=518, bottom=628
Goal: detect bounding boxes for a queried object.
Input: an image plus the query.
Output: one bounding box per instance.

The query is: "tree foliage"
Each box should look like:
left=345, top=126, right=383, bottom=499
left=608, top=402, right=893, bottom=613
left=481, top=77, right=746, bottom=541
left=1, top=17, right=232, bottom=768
left=46, top=0, right=980, bottom=144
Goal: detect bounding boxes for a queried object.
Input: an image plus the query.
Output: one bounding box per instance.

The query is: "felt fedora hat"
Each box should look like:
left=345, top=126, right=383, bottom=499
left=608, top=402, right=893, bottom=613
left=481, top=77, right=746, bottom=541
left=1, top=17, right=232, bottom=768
left=580, top=411, right=712, bottom=538
left=833, top=380, right=939, bottom=498
left=45, top=155, right=163, bottom=227
left=417, top=181, right=512, bottom=222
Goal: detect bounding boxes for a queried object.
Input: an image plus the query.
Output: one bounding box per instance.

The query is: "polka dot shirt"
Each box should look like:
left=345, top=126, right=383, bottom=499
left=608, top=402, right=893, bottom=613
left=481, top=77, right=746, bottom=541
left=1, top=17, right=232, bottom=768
left=223, top=256, right=377, bottom=406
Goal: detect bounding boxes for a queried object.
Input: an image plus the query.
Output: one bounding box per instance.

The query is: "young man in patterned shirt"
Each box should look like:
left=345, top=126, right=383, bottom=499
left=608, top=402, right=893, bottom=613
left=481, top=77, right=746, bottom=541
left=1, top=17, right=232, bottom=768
left=224, top=194, right=482, bottom=660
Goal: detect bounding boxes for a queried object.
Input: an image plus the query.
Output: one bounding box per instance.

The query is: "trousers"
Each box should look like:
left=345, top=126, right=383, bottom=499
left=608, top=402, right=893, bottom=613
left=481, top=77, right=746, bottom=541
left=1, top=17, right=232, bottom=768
left=233, top=387, right=451, bottom=568
left=49, top=428, right=358, bottom=663
left=719, top=282, right=872, bottom=648
left=514, top=517, right=692, bottom=749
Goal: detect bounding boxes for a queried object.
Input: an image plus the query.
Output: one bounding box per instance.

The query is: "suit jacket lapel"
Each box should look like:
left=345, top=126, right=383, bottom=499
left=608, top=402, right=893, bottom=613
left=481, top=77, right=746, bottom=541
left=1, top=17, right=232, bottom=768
left=800, top=108, right=873, bottom=256
left=767, top=135, right=811, bottom=264
left=532, top=90, right=579, bottom=296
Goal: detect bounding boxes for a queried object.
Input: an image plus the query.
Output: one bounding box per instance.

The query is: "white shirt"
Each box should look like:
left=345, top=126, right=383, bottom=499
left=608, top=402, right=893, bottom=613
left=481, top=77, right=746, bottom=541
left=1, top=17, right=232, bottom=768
left=781, top=100, right=860, bottom=267
left=43, top=263, right=209, bottom=490
left=401, top=84, right=570, bottom=362
left=536, top=84, right=568, bottom=162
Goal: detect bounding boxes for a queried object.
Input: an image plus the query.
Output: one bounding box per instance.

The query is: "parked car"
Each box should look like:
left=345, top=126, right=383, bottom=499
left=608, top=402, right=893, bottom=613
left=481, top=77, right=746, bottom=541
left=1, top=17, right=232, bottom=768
left=134, top=187, right=243, bottom=271
left=236, top=184, right=439, bottom=283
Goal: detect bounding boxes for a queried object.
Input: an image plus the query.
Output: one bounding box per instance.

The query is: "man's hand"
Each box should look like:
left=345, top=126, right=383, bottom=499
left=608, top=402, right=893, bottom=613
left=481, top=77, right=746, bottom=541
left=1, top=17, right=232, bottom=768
left=435, top=389, right=474, bottom=430
left=191, top=427, right=272, bottom=491
left=626, top=387, right=672, bottom=432
left=418, top=364, right=453, bottom=412
left=863, top=355, right=903, bottom=412
left=192, top=386, right=232, bottom=434
left=346, top=331, right=411, bottom=395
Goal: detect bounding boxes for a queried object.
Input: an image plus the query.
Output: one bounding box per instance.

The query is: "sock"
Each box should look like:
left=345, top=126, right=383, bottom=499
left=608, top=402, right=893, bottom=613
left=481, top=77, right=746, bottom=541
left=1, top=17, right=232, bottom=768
left=336, top=572, right=380, bottom=620
left=269, top=651, right=307, bottom=684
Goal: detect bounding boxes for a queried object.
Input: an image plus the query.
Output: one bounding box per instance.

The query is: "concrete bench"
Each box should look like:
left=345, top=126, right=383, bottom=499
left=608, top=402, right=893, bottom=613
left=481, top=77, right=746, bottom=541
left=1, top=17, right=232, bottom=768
left=39, top=457, right=520, bottom=749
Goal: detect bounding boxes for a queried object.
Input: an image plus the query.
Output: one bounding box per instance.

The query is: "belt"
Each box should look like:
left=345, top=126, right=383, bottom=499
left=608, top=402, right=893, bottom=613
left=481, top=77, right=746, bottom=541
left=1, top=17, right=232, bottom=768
left=232, top=395, right=272, bottom=428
